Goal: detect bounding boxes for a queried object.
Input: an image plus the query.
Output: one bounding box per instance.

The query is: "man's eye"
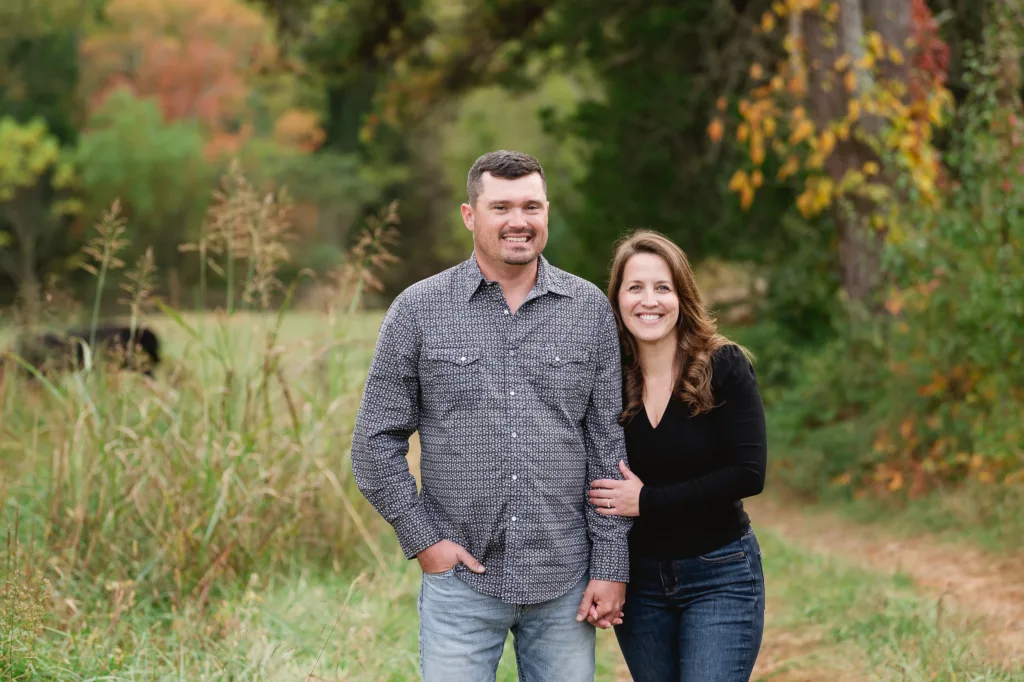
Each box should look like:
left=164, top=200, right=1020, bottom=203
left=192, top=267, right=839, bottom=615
left=494, top=206, right=506, bottom=211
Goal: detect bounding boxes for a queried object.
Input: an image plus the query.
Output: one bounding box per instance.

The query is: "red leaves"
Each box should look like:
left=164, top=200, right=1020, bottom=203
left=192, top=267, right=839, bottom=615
left=80, top=0, right=277, bottom=157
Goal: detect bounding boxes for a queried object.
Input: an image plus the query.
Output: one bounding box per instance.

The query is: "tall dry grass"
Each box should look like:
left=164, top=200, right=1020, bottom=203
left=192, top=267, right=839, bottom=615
left=0, top=161, right=399, bottom=677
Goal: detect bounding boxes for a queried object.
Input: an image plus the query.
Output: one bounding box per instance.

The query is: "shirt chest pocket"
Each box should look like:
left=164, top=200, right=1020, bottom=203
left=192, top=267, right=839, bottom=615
left=530, top=346, right=595, bottom=414
left=421, top=347, right=484, bottom=404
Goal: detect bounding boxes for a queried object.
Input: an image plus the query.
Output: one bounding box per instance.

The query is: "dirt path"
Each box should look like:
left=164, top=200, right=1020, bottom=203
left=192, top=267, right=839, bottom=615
left=745, top=495, right=1024, bottom=668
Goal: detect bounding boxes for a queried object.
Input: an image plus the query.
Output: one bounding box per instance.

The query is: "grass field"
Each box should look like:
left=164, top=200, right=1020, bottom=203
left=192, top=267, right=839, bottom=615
left=1, top=311, right=1021, bottom=681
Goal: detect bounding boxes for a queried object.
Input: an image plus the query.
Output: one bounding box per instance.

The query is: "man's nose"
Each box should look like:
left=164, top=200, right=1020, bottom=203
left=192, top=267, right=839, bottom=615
left=507, top=209, right=528, bottom=228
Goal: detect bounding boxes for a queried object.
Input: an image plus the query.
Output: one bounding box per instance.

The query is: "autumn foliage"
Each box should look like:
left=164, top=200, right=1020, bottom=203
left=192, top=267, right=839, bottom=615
left=715, top=0, right=953, bottom=231
left=79, top=0, right=278, bottom=157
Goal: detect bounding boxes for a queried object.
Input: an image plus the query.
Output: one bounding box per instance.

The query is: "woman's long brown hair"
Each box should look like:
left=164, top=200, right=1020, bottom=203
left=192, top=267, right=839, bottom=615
left=607, top=229, right=751, bottom=423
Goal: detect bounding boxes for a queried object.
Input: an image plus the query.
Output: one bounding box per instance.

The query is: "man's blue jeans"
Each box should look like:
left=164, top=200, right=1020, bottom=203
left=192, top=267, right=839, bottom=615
left=418, top=569, right=596, bottom=682
left=613, top=529, right=766, bottom=681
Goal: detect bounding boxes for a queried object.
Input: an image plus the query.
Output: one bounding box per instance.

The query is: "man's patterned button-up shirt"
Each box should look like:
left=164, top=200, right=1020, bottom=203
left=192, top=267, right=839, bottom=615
left=352, top=253, right=632, bottom=604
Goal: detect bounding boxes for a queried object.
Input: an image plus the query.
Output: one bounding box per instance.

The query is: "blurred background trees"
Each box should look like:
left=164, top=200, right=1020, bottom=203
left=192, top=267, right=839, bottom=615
left=0, top=0, right=1019, bottom=495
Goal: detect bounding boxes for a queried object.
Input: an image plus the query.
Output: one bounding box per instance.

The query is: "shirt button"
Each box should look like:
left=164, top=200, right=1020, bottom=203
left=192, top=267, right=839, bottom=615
left=554, top=355, right=560, bottom=362
left=509, top=349, right=515, bottom=356
left=511, top=432, right=517, bottom=438
left=504, top=309, right=510, bottom=315
left=509, top=390, right=515, bottom=396
left=511, top=516, right=517, bottom=522
left=511, top=475, right=518, bottom=481
left=460, top=356, right=466, bottom=362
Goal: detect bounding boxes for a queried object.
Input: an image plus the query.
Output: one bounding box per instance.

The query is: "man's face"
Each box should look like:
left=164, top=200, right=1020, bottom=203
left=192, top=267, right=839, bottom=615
left=461, top=172, right=549, bottom=269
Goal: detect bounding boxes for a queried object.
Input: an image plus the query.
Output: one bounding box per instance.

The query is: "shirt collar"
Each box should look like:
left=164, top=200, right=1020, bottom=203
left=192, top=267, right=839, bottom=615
left=460, top=252, right=573, bottom=302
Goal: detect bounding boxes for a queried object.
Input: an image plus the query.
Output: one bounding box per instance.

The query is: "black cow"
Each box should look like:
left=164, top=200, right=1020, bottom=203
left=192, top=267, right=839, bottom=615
left=12, top=324, right=162, bottom=378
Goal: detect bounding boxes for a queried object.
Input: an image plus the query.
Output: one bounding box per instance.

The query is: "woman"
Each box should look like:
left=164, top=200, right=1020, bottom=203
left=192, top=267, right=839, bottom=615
left=588, top=230, right=767, bottom=681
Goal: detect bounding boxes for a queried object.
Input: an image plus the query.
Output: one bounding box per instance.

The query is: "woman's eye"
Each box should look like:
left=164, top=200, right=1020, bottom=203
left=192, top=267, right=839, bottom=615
left=657, top=286, right=671, bottom=292
left=629, top=285, right=642, bottom=292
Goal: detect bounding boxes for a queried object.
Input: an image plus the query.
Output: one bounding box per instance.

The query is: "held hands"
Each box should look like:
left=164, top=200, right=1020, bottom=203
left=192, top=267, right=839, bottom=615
left=417, top=540, right=486, bottom=575
left=576, top=579, right=626, bottom=629
left=588, top=460, right=643, bottom=517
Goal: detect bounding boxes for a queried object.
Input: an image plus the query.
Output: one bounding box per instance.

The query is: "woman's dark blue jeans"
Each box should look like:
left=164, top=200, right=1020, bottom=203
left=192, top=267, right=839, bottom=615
left=614, top=529, right=766, bottom=681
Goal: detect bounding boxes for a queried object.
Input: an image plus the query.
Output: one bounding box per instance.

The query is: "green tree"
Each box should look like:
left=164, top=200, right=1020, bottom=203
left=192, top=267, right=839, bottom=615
left=0, top=117, right=81, bottom=311
left=75, top=90, right=212, bottom=276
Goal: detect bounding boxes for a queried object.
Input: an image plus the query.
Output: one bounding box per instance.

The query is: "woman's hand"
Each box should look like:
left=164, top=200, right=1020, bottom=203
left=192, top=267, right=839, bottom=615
left=588, top=460, right=644, bottom=517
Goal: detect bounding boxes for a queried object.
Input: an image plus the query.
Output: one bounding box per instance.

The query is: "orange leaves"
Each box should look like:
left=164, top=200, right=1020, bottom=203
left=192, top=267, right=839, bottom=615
left=80, top=0, right=276, bottom=155
left=844, top=70, right=858, bottom=93
left=707, top=118, right=724, bottom=144
left=274, top=109, right=326, bottom=153
left=728, top=171, right=756, bottom=210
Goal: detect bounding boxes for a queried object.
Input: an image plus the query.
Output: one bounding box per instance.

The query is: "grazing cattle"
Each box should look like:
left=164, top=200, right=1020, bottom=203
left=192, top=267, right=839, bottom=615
left=12, top=324, right=162, bottom=378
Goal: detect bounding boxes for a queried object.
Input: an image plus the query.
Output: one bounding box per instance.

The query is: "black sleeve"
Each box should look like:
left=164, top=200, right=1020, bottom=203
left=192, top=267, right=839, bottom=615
left=638, top=344, right=767, bottom=517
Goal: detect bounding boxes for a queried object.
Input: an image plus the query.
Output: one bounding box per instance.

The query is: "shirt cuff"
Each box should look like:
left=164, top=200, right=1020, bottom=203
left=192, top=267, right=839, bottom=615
left=589, top=540, right=630, bottom=583
left=392, top=505, right=442, bottom=559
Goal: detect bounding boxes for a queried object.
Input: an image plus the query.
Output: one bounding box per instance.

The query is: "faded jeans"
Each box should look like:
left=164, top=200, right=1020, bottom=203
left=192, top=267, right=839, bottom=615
left=614, top=529, right=766, bottom=681
left=418, top=570, right=595, bottom=682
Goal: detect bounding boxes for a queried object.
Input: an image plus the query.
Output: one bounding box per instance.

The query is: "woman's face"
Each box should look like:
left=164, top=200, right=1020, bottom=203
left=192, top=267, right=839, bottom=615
left=617, top=252, right=680, bottom=346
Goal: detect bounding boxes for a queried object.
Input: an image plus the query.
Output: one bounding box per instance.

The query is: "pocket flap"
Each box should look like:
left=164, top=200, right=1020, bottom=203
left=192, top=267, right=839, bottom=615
left=544, top=348, right=590, bottom=367
left=425, top=347, right=482, bottom=366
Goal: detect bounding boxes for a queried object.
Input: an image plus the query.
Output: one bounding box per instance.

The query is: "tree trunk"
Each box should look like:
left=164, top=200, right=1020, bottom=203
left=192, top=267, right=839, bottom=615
left=797, top=0, right=911, bottom=305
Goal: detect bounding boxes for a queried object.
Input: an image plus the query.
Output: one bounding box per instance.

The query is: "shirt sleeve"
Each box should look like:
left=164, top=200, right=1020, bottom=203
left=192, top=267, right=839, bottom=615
left=583, top=304, right=632, bottom=583
left=351, top=294, right=442, bottom=559
left=638, top=344, right=767, bottom=518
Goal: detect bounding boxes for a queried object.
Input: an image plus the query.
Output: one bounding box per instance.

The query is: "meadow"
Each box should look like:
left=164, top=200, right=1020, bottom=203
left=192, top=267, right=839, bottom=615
left=2, top=301, right=1022, bottom=681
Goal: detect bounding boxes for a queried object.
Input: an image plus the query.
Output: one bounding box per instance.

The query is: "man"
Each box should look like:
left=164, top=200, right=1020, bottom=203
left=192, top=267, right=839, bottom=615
left=351, top=150, right=631, bottom=680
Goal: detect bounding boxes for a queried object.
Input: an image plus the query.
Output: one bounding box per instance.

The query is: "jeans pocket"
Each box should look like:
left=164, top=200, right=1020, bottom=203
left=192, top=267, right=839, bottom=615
left=423, top=566, right=457, bottom=579
left=697, top=538, right=746, bottom=565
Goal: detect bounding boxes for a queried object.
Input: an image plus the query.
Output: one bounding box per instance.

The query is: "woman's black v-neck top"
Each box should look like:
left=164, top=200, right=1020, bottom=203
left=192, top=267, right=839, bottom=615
left=625, top=343, right=767, bottom=560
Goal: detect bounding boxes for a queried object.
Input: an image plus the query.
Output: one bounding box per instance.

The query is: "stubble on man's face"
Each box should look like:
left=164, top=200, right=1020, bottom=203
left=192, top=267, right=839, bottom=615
left=463, top=173, right=549, bottom=269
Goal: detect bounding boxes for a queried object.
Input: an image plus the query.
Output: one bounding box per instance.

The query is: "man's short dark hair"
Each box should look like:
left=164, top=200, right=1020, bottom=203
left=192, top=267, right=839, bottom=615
left=466, top=150, right=547, bottom=206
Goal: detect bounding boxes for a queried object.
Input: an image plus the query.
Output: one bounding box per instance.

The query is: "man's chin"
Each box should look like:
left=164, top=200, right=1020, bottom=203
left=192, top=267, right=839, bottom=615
left=501, top=248, right=539, bottom=266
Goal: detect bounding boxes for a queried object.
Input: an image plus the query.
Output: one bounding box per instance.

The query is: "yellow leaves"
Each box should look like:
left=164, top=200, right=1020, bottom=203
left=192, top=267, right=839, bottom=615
left=888, top=471, right=904, bottom=492
left=763, top=117, right=777, bottom=137
left=749, top=63, right=764, bottom=80
left=728, top=170, right=756, bottom=210
left=716, top=96, right=727, bottom=112
left=737, top=123, right=750, bottom=143
left=867, top=31, right=885, bottom=59
left=771, top=1, right=787, bottom=17
left=707, top=118, right=724, bottom=144
left=795, top=176, right=833, bottom=217
left=751, top=170, right=764, bottom=188
left=728, top=170, right=747, bottom=192
left=761, top=11, right=776, bottom=32
left=888, top=46, right=904, bottom=65
left=789, top=118, right=815, bottom=145
left=751, top=141, right=766, bottom=166
left=0, top=117, right=69, bottom=196
left=818, top=129, right=837, bottom=156
left=863, top=161, right=880, bottom=176
left=847, top=99, right=861, bottom=122
left=777, top=155, right=800, bottom=181
left=833, top=55, right=851, bottom=72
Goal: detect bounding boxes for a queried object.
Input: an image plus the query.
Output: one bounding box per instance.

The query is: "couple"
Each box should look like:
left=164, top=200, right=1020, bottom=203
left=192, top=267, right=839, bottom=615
left=351, top=150, right=768, bottom=681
